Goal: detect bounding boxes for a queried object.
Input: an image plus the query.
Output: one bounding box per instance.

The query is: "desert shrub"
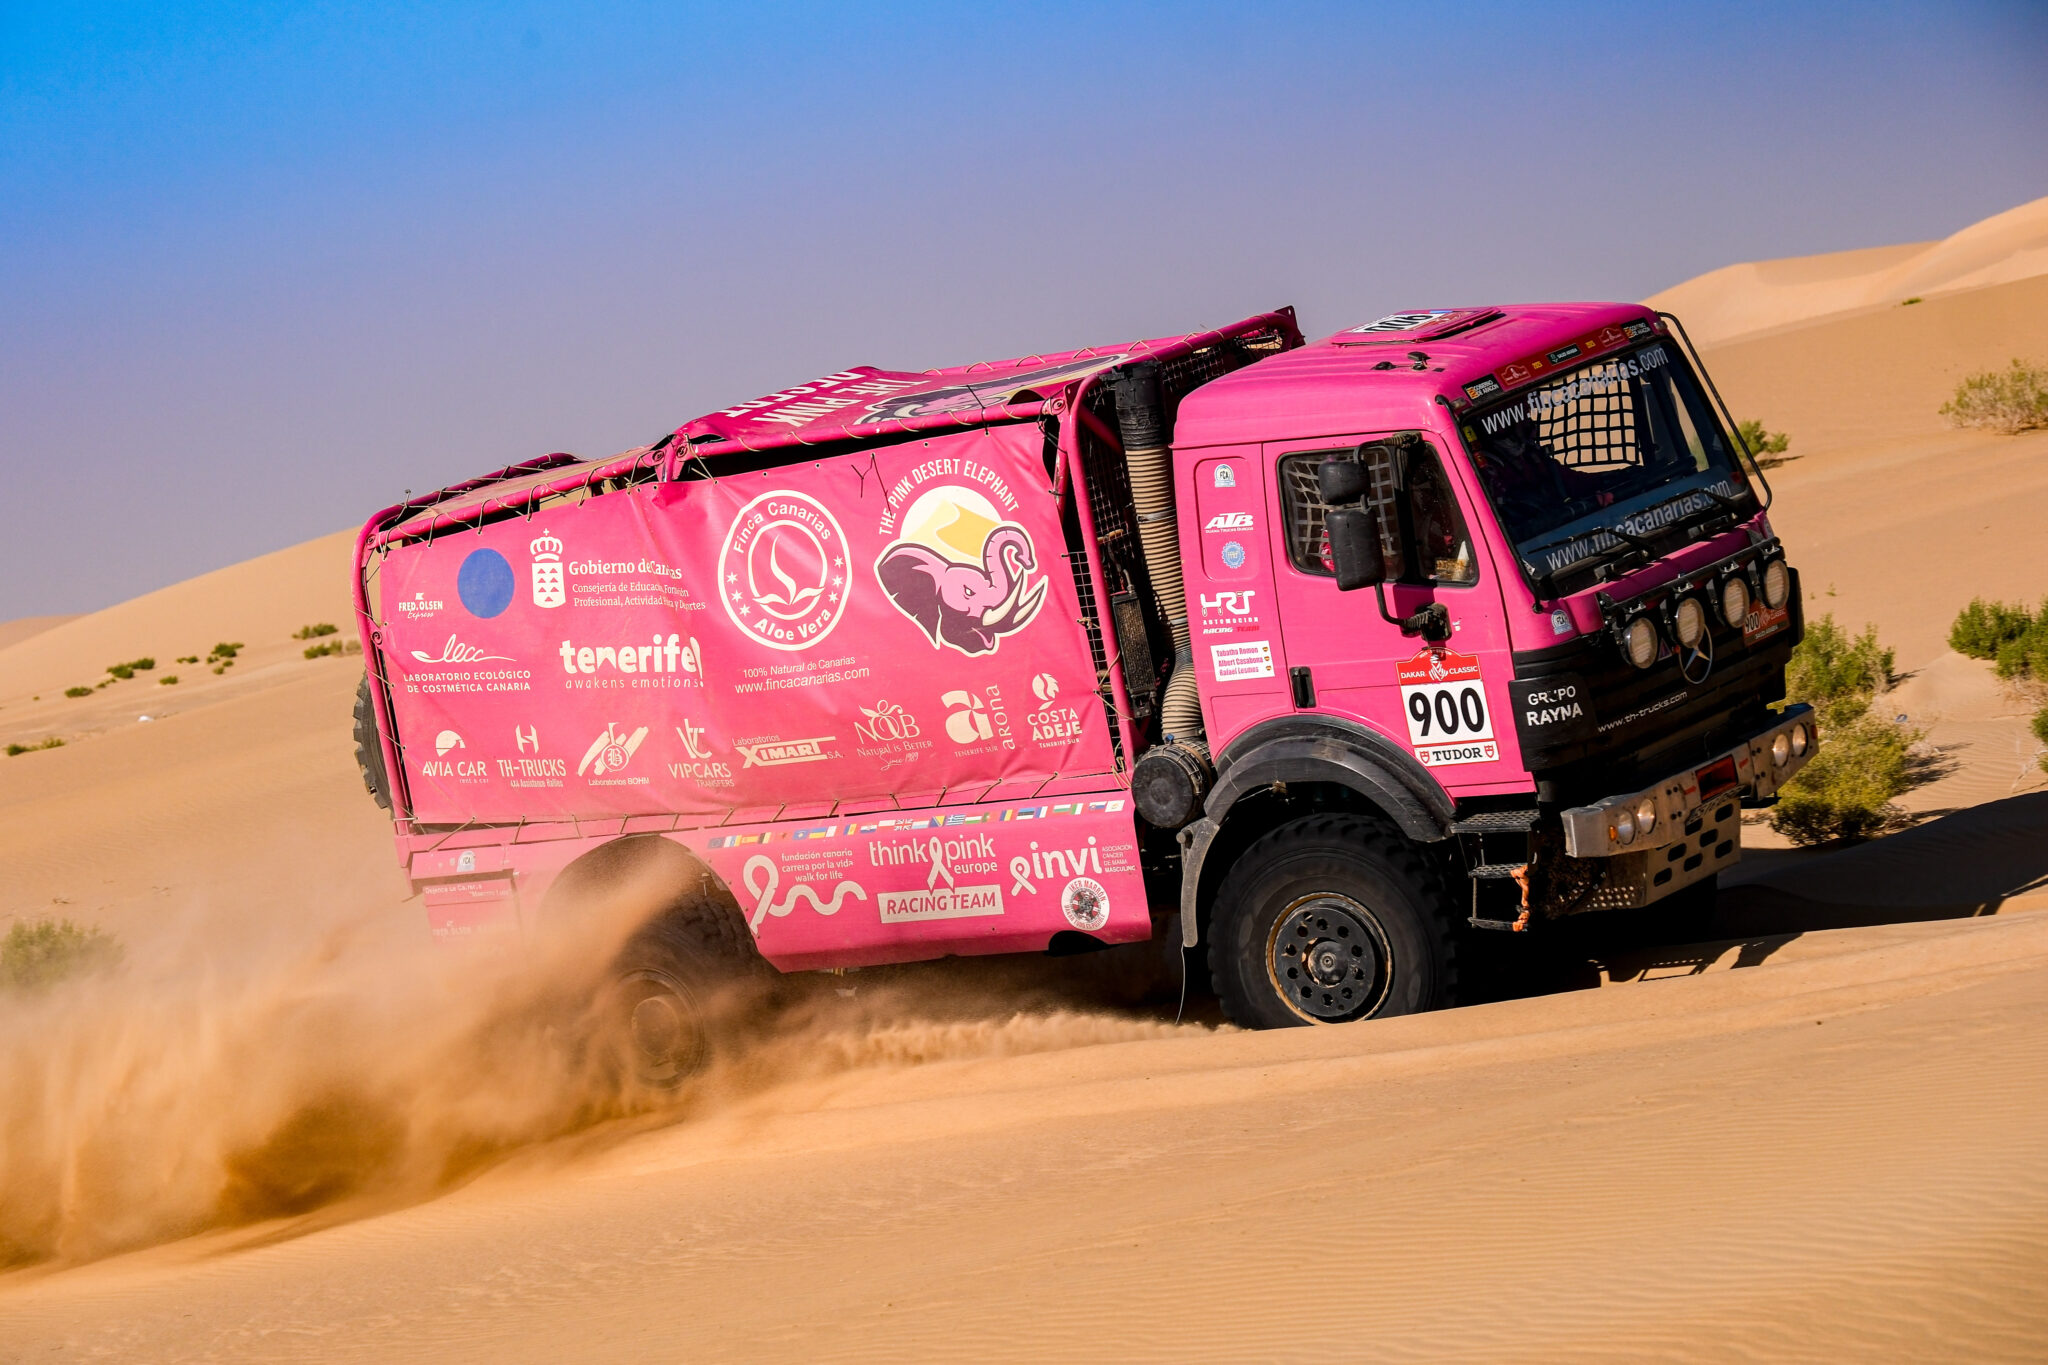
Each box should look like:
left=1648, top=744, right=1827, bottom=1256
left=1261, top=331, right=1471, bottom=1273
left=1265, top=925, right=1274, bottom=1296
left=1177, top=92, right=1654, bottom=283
left=1771, top=614, right=1911, bottom=844
left=1950, top=597, right=2035, bottom=660
left=303, top=641, right=345, bottom=659
left=1770, top=714, right=1914, bottom=844
left=4, top=737, right=64, bottom=757
left=103, top=656, right=156, bottom=680
left=293, top=623, right=339, bottom=640
left=1735, top=419, right=1791, bottom=468
left=107, top=663, right=133, bottom=680
left=159, top=674, right=178, bottom=685
left=63, top=686, right=91, bottom=699
left=176, top=655, right=199, bottom=664
left=1939, top=359, right=2048, bottom=433
left=208, top=642, right=243, bottom=661
left=0, top=919, right=122, bottom=992
left=1782, top=614, right=1893, bottom=727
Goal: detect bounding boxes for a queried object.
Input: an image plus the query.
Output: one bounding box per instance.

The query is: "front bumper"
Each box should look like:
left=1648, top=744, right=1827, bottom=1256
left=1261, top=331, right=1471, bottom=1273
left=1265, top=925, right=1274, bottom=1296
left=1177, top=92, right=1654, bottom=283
left=1552, top=705, right=1818, bottom=910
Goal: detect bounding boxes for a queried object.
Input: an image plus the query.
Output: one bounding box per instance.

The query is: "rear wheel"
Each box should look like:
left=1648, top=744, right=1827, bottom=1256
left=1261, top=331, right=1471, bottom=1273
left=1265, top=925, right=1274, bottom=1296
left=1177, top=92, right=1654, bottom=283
left=352, top=674, right=392, bottom=811
left=1207, top=814, right=1456, bottom=1029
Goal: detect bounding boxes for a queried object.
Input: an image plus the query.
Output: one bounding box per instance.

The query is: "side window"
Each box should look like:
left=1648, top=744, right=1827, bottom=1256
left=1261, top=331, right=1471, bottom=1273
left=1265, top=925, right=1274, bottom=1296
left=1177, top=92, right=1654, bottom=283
left=1279, top=441, right=1478, bottom=586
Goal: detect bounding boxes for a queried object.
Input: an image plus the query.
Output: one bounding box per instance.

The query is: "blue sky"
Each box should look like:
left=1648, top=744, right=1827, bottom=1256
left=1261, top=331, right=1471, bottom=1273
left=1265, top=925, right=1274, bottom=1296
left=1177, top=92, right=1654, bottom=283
left=4, top=1, right=2045, bottom=616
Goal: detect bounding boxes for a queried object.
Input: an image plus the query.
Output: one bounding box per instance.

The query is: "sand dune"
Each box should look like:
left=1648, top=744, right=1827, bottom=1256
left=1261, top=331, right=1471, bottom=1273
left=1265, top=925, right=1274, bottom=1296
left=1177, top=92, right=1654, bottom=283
left=0, top=616, right=76, bottom=653
left=5, top=214, right=2048, bottom=1359
left=1649, top=194, right=2048, bottom=345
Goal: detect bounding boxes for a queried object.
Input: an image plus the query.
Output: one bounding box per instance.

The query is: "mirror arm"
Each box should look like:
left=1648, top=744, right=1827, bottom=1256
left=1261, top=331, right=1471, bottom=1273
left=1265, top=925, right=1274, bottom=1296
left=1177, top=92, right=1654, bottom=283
left=1375, top=586, right=1452, bottom=642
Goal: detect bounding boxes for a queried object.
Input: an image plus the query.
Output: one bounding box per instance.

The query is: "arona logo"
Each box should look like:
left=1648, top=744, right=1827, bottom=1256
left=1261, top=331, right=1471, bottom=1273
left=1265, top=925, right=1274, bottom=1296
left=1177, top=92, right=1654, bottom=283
left=530, top=530, right=565, bottom=609
left=719, top=491, right=849, bottom=652
left=943, top=690, right=993, bottom=744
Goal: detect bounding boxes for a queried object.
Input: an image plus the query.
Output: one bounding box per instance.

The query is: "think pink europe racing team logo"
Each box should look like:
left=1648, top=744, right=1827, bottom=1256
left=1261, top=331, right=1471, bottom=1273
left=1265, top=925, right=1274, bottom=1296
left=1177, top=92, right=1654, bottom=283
left=875, top=485, right=1048, bottom=656
left=719, top=491, right=850, bottom=651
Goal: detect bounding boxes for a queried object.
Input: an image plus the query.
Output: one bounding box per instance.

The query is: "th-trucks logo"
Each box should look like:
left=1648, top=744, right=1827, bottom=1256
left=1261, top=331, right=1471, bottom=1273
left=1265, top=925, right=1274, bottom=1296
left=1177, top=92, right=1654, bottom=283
left=719, top=491, right=850, bottom=652
left=495, top=726, right=567, bottom=782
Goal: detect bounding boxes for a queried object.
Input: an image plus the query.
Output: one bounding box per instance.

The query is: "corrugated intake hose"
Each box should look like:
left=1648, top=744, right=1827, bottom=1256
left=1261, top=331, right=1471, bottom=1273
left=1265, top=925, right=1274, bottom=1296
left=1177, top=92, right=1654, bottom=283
left=1111, top=362, right=1203, bottom=743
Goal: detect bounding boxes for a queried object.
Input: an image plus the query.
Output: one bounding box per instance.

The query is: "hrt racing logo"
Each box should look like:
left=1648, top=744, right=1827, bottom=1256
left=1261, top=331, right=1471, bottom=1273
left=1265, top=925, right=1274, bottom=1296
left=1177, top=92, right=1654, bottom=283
left=1198, top=589, right=1259, bottom=636
left=530, top=530, right=565, bottom=609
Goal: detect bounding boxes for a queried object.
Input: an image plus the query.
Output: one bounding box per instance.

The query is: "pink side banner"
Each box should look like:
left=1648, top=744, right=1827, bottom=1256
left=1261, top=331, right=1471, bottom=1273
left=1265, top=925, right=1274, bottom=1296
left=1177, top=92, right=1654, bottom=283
left=377, top=424, right=1115, bottom=825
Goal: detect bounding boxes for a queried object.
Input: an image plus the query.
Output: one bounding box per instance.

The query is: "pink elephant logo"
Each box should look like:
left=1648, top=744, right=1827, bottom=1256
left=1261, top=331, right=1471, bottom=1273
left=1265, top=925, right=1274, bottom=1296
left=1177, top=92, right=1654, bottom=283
left=874, top=488, right=1048, bottom=656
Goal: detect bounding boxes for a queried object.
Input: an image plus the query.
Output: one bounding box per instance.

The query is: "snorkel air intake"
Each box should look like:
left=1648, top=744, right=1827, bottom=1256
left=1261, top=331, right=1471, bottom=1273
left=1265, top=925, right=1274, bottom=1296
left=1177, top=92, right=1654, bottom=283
left=1112, top=362, right=1214, bottom=829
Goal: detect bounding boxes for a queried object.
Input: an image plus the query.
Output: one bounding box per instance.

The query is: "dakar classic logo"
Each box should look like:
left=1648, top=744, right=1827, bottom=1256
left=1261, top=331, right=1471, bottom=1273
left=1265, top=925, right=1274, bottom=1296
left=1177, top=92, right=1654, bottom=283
left=875, top=486, right=1047, bottom=656
left=529, top=530, right=566, bottom=609
left=719, top=491, right=850, bottom=652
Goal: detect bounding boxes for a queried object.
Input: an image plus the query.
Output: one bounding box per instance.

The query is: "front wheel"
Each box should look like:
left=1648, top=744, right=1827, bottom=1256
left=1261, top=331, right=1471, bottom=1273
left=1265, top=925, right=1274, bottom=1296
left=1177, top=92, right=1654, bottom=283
left=1207, top=814, right=1456, bottom=1028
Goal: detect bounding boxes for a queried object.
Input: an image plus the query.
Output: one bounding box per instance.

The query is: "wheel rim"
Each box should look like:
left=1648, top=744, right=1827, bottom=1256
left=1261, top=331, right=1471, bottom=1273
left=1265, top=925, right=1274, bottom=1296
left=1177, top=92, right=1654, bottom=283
left=614, top=968, right=708, bottom=1087
left=1265, top=893, right=1393, bottom=1022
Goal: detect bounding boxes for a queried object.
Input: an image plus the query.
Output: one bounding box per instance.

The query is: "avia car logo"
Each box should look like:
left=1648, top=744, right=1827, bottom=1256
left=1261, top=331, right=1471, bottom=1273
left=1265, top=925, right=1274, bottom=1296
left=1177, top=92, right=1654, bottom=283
left=1031, top=673, right=1059, bottom=703
left=435, top=730, right=464, bottom=757
left=456, top=548, right=515, bottom=619
left=1200, top=590, right=1257, bottom=615
left=875, top=485, right=1047, bottom=656
left=1204, top=511, right=1254, bottom=532
left=515, top=724, right=538, bottom=753
left=577, top=723, right=647, bottom=777
left=411, top=635, right=514, bottom=665
left=855, top=700, right=920, bottom=743
left=736, top=736, right=835, bottom=768
left=530, top=530, right=565, bottom=609
left=943, top=690, right=993, bottom=744
left=720, top=491, right=850, bottom=652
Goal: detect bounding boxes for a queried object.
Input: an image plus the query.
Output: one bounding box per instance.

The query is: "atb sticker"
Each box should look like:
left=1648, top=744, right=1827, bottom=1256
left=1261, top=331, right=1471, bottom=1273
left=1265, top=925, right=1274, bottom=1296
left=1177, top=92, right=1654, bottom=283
left=1396, top=649, right=1497, bottom=767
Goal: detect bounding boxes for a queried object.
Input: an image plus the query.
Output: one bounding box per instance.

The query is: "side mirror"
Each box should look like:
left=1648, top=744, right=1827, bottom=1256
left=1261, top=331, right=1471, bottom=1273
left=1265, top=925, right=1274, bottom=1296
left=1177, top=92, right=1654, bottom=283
left=1317, top=457, right=1370, bottom=505
left=1327, top=506, right=1385, bottom=591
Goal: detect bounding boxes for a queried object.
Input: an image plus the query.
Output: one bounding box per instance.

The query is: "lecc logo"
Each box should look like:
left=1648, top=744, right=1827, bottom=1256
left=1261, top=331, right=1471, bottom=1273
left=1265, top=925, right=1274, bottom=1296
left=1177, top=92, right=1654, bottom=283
left=719, top=491, right=850, bottom=652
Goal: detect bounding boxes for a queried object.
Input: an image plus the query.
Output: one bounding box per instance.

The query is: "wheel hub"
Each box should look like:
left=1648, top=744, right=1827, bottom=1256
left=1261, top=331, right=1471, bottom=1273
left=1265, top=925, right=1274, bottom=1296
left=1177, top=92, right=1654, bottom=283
left=1268, top=895, right=1391, bottom=1022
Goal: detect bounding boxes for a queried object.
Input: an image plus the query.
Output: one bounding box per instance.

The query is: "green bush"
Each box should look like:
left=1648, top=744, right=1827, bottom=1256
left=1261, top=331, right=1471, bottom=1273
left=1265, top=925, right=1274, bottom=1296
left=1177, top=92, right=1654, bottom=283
left=1950, top=598, right=2035, bottom=659
left=208, top=642, right=243, bottom=661
left=303, top=641, right=345, bottom=659
left=159, top=674, right=178, bottom=685
left=0, top=920, right=122, bottom=992
left=1735, top=419, right=1791, bottom=468
left=1939, top=358, right=2048, bottom=433
left=1770, top=714, right=1914, bottom=845
left=293, top=623, right=339, bottom=640
left=4, top=737, right=64, bottom=757
left=63, top=686, right=92, bottom=699
left=176, top=655, right=199, bottom=664
left=1771, top=614, right=1912, bottom=844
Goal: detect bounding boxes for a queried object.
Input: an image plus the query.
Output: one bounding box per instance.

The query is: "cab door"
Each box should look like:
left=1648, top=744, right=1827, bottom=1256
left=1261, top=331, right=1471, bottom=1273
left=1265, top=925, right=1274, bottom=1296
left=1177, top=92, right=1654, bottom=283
left=1263, top=432, right=1528, bottom=793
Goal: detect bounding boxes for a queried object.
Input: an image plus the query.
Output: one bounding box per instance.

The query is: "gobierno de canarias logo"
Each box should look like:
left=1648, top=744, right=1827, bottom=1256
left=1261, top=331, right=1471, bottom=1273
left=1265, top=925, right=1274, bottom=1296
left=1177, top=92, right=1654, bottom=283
left=718, top=490, right=850, bottom=652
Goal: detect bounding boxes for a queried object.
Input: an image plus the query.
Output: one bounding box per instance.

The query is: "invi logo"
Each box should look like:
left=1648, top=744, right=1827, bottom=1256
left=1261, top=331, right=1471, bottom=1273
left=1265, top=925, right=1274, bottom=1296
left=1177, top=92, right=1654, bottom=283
left=530, top=530, right=565, bottom=609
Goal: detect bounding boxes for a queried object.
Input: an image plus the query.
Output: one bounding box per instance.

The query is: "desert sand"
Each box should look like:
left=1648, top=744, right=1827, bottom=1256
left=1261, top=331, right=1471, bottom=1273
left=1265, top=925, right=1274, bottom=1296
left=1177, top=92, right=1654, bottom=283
left=2, top=203, right=2045, bottom=1361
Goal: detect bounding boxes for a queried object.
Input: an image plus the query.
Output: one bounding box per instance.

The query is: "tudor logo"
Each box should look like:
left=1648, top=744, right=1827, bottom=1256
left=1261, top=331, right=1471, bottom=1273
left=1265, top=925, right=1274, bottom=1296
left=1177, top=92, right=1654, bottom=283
left=530, top=530, right=565, bottom=609
left=1204, top=512, right=1254, bottom=532
left=719, top=490, right=850, bottom=652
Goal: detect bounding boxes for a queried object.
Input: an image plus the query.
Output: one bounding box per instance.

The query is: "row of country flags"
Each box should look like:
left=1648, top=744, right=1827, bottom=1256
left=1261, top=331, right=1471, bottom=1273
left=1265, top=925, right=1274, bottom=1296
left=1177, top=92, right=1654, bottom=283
left=703, top=799, right=1127, bottom=849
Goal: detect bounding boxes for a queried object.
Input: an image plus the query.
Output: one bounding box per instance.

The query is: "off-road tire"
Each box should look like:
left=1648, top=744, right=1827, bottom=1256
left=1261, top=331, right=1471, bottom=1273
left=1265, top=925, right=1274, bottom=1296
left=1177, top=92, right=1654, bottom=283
left=1207, top=813, right=1457, bottom=1028
left=600, top=878, right=773, bottom=1090
left=352, top=674, right=392, bottom=811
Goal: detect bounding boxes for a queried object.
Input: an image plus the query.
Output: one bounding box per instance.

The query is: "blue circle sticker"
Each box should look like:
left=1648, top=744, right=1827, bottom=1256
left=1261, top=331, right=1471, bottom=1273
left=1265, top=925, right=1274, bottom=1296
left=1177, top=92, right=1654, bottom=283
left=457, top=548, right=515, bottom=618
left=1221, top=540, right=1247, bottom=569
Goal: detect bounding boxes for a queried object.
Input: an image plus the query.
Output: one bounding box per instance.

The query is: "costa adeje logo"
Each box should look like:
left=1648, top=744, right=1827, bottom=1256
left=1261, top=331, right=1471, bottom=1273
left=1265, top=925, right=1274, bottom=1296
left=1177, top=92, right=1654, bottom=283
left=720, top=490, right=850, bottom=651
left=875, top=485, right=1046, bottom=656
left=1023, top=674, right=1083, bottom=746
left=530, top=530, right=566, bottom=609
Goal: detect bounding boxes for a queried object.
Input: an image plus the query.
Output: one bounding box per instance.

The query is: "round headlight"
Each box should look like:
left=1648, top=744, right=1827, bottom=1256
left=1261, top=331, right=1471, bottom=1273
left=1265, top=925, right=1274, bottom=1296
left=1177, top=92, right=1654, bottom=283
left=1673, top=596, right=1707, bottom=648
left=1635, top=796, right=1658, bottom=833
left=1771, top=731, right=1791, bottom=767
left=1612, top=808, right=1637, bottom=846
left=1624, top=615, right=1660, bottom=669
left=1719, top=574, right=1751, bottom=628
left=1762, top=558, right=1790, bottom=610
left=1791, top=722, right=1809, bottom=757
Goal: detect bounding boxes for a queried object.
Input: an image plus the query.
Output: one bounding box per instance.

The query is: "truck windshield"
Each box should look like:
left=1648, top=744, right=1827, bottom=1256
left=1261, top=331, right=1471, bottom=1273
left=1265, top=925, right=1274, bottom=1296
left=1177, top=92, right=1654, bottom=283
left=1458, top=340, right=1756, bottom=589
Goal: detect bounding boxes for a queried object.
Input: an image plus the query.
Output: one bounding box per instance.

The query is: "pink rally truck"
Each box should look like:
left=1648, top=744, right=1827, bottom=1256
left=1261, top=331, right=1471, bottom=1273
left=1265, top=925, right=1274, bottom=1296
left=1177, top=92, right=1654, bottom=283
left=352, top=303, right=1817, bottom=1076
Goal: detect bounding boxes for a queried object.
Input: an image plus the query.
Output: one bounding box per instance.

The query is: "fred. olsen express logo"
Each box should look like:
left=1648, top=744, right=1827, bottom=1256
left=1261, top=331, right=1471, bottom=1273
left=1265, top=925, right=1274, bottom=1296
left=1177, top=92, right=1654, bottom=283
left=720, top=491, right=850, bottom=651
